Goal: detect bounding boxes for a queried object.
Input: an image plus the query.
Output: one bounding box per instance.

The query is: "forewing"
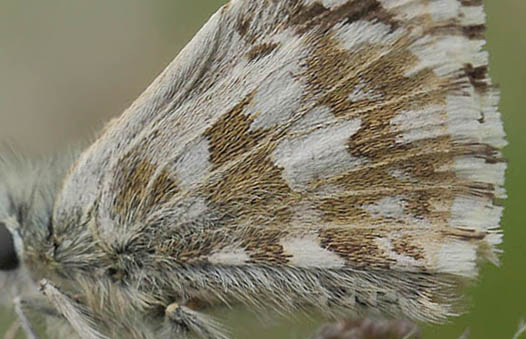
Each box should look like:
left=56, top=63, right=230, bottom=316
left=55, top=0, right=505, bottom=289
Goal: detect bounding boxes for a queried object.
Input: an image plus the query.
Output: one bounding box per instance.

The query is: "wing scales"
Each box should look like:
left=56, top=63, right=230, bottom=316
left=53, top=0, right=505, bottom=324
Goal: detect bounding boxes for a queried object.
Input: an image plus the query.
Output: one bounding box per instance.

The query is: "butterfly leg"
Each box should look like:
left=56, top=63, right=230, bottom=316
left=12, top=296, right=39, bottom=339
left=4, top=319, right=21, bottom=339
left=163, top=303, right=229, bottom=339
left=39, top=279, right=106, bottom=339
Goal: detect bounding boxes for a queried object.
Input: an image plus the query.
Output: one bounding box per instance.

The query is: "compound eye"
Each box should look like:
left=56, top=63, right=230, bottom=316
left=0, top=222, right=19, bottom=270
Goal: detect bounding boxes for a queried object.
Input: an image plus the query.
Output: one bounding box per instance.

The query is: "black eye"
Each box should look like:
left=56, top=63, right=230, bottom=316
left=0, top=222, right=19, bottom=270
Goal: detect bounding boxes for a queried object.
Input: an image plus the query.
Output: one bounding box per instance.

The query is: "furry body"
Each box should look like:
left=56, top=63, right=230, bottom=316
left=0, top=0, right=505, bottom=338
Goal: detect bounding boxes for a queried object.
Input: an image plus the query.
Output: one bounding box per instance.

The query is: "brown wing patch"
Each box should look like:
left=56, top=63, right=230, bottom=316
left=112, top=151, right=179, bottom=221
left=202, top=93, right=298, bottom=225
left=302, top=41, right=389, bottom=115
left=316, top=188, right=453, bottom=227
left=158, top=228, right=293, bottom=265
left=170, top=235, right=217, bottom=265
left=290, top=0, right=399, bottom=34
left=301, top=31, right=448, bottom=147
left=427, top=21, right=486, bottom=40
left=325, top=151, right=457, bottom=193
left=204, top=93, right=268, bottom=168
left=319, top=228, right=393, bottom=269
left=460, top=0, right=483, bottom=5
left=318, top=45, right=445, bottom=160
left=293, top=28, right=463, bottom=226
left=463, top=63, right=490, bottom=93
left=236, top=15, right=250, bottom=38
left=242, top=229, right=292, bottom=265
left=391, top=234, right=426, bottom=261
left=246, top=42, right=280, bottom=62
left=203, top=143, right=297, bottom=226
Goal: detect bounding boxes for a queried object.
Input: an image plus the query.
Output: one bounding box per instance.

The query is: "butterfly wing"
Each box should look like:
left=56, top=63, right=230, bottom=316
left=54, top=0, right=505, bottom=322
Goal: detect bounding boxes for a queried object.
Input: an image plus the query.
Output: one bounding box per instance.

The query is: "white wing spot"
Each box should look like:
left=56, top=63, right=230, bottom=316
left=435, top=241, right=477, bottom=277
left=273, top=113, right=363, bottom=190
left=290, top=105, right=336, bottom=133
left=281, top=235, right=345, bottom=268
left=247, top=30, right=306, bottom=130
left=390, top=105, right=445, bottom=144
left=332, top=20, right=403, bottom=51
left=303, top=0, right=349, bottom=9
left=451, top=195, right=504, bottom=232
left=173, top=138, right=210, bottom=189
left=406, top=35, right=487, bottom=77
left=209, top=248, right=250, bottom=266
left=428, top=0, right=461, bottom=21
left=363, top=195, right=407, bottom=219
left=375, top=237, right=420, bottom=271
left=446, top=94, right=506, bottom=149
left=460, top=5, right=485, bottom=25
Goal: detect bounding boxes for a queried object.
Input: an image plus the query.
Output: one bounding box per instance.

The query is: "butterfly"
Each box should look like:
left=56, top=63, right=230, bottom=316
left=0, top=0, right=506, bottom=338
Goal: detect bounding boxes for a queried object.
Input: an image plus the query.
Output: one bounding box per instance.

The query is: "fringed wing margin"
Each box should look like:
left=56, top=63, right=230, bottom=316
left=55, top=0, right=506, bottom=323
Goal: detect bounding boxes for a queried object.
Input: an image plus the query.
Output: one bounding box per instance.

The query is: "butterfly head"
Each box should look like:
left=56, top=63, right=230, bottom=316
left=0, top=221, right=19, bottom=271
left=0, top=152, right=75, bottom=304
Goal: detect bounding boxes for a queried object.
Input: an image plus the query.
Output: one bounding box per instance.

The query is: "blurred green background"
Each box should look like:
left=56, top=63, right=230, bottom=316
left=0, top=1, right=524, bottom=338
